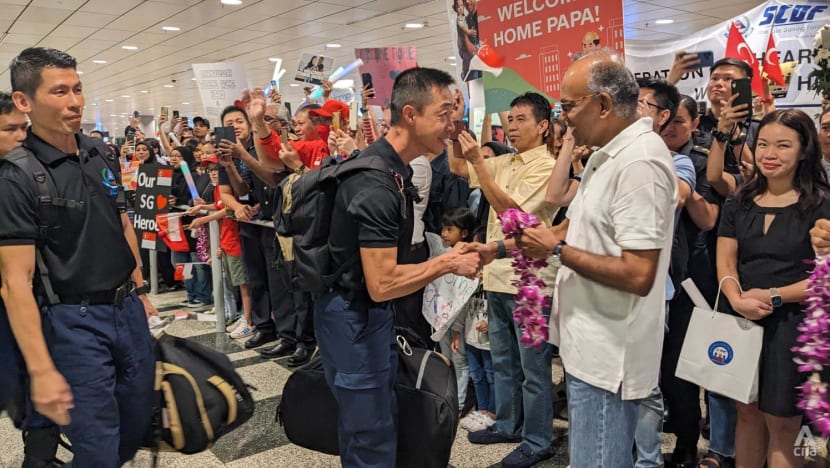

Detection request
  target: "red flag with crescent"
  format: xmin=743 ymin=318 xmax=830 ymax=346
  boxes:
xmin=763 ymin=31 xmax=786 ymax=86
xmin=724 ymin=22 xmax=764 ymax=96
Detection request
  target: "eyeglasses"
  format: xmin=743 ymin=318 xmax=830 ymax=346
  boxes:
xmin=263 ymin=115 xmax=278 ymax=122
xmin=559 ymin=93 xmax=600 ymax=114
xmin=638 ymin=98 xmax=666 ymax=111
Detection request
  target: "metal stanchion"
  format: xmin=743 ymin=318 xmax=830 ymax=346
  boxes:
xmin=149 ymin=249 xmax=159 ymax=295
xmin=209 ymin=219 xmax=225 ymax=333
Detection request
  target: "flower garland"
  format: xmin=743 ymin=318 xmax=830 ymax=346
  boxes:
xmin=809 ymin=25 xmax=830 ymax=100
xmin=793 ymin=255 xmax=830 ymax=436
xmin=195 ymin=225 xmax=210 ymax=263
xmin=498 ymin=208 xmax=549 ymax=349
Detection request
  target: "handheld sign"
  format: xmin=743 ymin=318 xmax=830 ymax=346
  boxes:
xmin=134 ymin=164 xmax=173 ymax=250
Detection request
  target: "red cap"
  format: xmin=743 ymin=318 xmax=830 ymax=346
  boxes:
xmin=201 ymin=154 xmax=218 ymax=165
xmin=309 ymin=100 xmax=350 ymax=121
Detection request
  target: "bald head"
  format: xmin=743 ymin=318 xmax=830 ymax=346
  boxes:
xmin=561 ymin=49 xmax=639 ymax=147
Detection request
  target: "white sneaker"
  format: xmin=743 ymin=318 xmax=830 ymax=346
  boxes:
xmin=478 ymin=412 xmax=495 ymax=428
xmin=230 ymin=320 xmax=254 ymax=339
xmin=204 ymin=307 xmax=216 ymax=315
xmin=226 ymin=317 xmax=243 ymax=333
xmin=460 ymin=412 xmax=486 ymax=432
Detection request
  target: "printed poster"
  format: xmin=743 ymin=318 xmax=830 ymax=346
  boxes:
xmin=421 ymin=233 xmax=480 ymax=341
xmin=294 ymin=53 xmax=335 ymax=86
xmin=133 ymin=164 xmax=172 ymax=250
xmin=447 ymin=0 xmax=484 ymax=82
xmin=355 ymin=46 xmax=418 ymax=108
xmin=469 ymin=0 xmax=625 ymax=112
xmin=192 ymin=62 xmax=249 ymax=129
xmin=120 ymin=160 xmax=141 ymax=191
xmin=625 ymin=0 xmax=830 ymax=112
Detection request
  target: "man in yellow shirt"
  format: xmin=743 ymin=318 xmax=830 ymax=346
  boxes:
xmin=450 ymin=92 xmax=557 ymax=468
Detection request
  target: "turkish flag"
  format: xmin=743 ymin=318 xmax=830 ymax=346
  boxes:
xmin=763 ymin=31 xmax=786 ymax=86
xmin=724 ymin=22 xmax=764 ymax=96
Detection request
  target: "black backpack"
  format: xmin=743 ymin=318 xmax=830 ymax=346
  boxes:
xmin=277 ymin=329 xmax=459 ymax=467
xmin=148 ymin=333 xmax=255 ymax=455
xmin=274 ymin=153 xmax=403 ymax=293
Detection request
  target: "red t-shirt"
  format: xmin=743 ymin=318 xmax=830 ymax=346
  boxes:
xmin=257 ymin=128 xmax=328 ymax=170
xmin=213 ymin=185 xmax=242 ymax=256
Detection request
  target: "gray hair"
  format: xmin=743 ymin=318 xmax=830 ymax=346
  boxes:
xmin=573 ymin=48 xmax=639 ymax=120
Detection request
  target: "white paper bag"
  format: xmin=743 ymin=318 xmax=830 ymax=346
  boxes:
xmin=675 ymin=278 xmax=763 ymax=404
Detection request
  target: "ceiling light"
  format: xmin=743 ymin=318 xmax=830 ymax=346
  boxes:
xmin=110 ymin=114 xmax=116 ymax=117
xmin=140 ymin=90 xmax=149 ymax=93
xmin=162 ymin=26 xmax=180 ymax=31
xmin=77 ymin=71 xmax=84 ymax=75
xmin=92 ymin=59 xmax=107 ymax=64
xmin=655 ymin=19 xmax=674 ymax=24
xmin=121 ymin=95 xmax=130 ymax=98
xmin=404 ymin=23 xmax=424 ymax=29
xmin=220 ymin=0 xmax=242 ymax=4
xmin=447 ymin=56 xmax=456 ymax=60
xmin=289 ymin=83 xmax=299 ymax=87
xmin=182 ymin=102 xmax=190 ymax=105
xmin=268 ymin=57 xmax=281 ymax=62
xmin=163 ymin=84 xmax=174 ymax=88
xmin=191 ymin=77 xmax=197 ymax=80
xmin=105 ymin=99 xmax=113 ymax=102
xmin=122 ymin=45 xmax=138 ymax=50
xmin=326 ymin=43 xmax=341 ymax=48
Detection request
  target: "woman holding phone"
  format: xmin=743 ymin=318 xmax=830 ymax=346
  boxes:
xmin=716 ymin=109 xmax=830 ymax=466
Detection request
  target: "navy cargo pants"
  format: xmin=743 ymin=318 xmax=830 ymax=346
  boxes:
xmin=314 ymin=291 xmax=398 ymax=467
xmin=26 ymin=294 xmax=156 ymax=467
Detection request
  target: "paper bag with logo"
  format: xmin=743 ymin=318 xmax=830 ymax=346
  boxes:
xmin=675 ymin=277 xmax=763 ymax=404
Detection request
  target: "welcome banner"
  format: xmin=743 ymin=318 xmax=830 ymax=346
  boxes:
xmin=470 ymin=0 xmax=625 ymax=112
xmin=626 ymin=0 xmax=829 ymax=110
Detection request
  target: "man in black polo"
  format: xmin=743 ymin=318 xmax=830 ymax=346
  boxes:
xmin=279 ymin=67 xmax=480 ymax=466
xmin=0 ymin=47 xmax=156 ymax=467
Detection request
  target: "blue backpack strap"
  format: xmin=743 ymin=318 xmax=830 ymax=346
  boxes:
xmin=2 ymin=148 xmax=61 ymax=304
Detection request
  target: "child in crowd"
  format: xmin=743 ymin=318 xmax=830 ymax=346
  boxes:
xmin=453 ymin=226 xmax=495 ymax=433
xmin=187 ymin=157 xmax=253 ymax=339
xmin=434 ymin=208 xmax=476 ymax=415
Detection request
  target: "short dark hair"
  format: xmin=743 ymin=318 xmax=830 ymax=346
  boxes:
xmin=390 ymin=68 xmax=455 ymax=126
xmin=710 ymin=58 xmax=752 ymax=79
xmin=90 ymin=129 xmax=103 ymax=137
xmin=636 ymin=77 xmax=680 ymax=133
xmin=482 ymin=141 xmax=513 ymax=157
xmin=185 ymin=137 xmax=201 ymax=151
xmin=10 ymin=47 xmax=77 ymax=97
xmin=0 ymin=92 xmax=16 ymax=115
xmin=220 ymin=105 xmax=249 ymax=125
xmin=441 ymin=207 xmax=476 ymax=242
xmin=510 ymin=92 xmax=552 ymax=126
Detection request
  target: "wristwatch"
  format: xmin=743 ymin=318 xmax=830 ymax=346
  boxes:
xmin=551 ymin=240 xmax=567 ymax=268
xmin=134 ymin=281 xmax=150 ymax=296
xmin=713 ymin=130 xmax=731 ymax=143
xmin=769 ymin=288 xmax=783 ymax=308
xmin=495 ymin=240 xmax=507 ymax=259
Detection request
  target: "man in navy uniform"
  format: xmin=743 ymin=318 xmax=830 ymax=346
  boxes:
xmin=0 ymin=47 xmax=156 ymax=467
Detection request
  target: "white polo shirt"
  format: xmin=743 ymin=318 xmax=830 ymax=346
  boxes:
xmin=552 ymin=117 xmax=677 ymax=400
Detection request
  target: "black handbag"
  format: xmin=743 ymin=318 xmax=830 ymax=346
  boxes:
xmin=277 ymin=330 xmax=459 ymax=467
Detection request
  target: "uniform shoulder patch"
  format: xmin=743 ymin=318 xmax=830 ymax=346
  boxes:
xmin=692 ymin=145 xmax=710 ymax=155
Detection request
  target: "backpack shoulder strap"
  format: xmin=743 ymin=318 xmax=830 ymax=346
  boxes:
xmin=2 ymin=148 xmax=60 ymax=304
xmin=82 ymin=143 xmax=127 ymax=213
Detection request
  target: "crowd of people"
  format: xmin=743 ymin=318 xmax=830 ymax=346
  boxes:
xmin=3 ymin=41 xmax=830 ymax=468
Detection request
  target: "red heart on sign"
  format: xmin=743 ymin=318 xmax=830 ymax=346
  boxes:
xmin=156 ymin=194 xmax=167 ymax=210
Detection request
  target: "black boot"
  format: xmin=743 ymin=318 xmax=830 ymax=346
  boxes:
xmin=22 ymin=425 xmax=61 ymax=468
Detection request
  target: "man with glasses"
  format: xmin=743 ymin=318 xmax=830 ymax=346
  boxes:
xmin=450 ymin=92 xmax=557 ymax=468
xmin=496 ymin=49 xmax=677 ymax=466
xmin=263 ymin=104 xmax=290 ymax=133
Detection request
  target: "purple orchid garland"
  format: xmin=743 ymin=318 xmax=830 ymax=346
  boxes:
xmin=793 ymin=256 xmax=830 ymax=436
xmin=498 ymin=208 xmax=550 ymax=349
xmin=195 ymin=225 xmax=210 ymax=263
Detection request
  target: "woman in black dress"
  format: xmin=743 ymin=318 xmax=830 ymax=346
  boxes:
xmin=717 ymin=109 xmax=830 ymax=466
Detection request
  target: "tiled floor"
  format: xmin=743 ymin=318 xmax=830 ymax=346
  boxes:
xmin=1 ymin=289 xmax=828 ymax=467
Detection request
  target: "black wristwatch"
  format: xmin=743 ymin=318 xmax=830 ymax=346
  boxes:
xmin=134 ymin=281 xmax=150 ymax=296
xmin=551 ymin=240 xmax=567 ymax=268
xmin=713 ymin=130 xmax=731 ymax=143
xmin=495 ymin=240 xmax=507 ymax=259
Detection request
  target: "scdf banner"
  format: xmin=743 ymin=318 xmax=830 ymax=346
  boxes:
xmin=625 ymin=0 xmax=830 ymax=109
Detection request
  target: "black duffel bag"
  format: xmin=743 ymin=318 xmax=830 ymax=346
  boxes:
xmin=277 ymin=330 xmax=459 ymax=467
